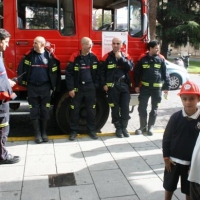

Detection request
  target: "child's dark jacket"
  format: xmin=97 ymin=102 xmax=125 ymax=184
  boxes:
xmin=163 ymin=110 xmax=200 ymax=162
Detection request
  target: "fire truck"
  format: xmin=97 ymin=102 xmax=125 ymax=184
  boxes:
xmin=0 ymin=0 xmax=149 ymax=133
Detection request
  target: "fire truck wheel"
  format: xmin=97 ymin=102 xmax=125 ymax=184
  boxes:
xmin=9 ymin=103 xmax=20 ymax=111
xmin=55 ymin=90 xmax=110 ymax=134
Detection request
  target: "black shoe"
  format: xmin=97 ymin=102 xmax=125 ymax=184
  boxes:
xmin=122 ymin=128 xmax=130 ymax=137
xmin=35 ymin=137 xmax=43 ymax=144
xmin=89 ymin=131 xmax=98 ymax=140
xmin=0 ymin=154 xmax=20 ymax=165
xmin=69 ymin=131 xmax=77 ymax=141
xmin=116 ymin=128 xmax=123 ymax=138
xmin=42 ymin=133 xmax=49 ymax=142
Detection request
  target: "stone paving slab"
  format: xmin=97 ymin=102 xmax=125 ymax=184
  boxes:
xmin=1 ymin=134 xmax=186 ymax=200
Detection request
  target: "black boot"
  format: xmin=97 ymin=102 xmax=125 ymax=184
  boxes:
xmin=40 ymin=120 xmax=49 ymax=142
xmin=32 ymin=119 xmax=42 ymax=144
xmin=135 ymin=117 xmax=147 ymax=135
xmin=121 ymin=120 xmax=130 ymax=137
xmin=69 ymin=131 xmax=77 ymax=141
xmin=147 ymin=116 xmax=156 ymax=136
xmin=114 ymin=121 xmax=123 ymax=138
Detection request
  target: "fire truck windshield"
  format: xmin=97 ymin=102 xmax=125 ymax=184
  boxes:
xmin=11 ymin=0 xmax=144 ymax=37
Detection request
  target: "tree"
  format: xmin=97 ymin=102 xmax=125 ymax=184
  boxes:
xmin=157 ymin=0 xmax=200 ymax=58
xmin=149 ymin=0 xmax=157 ymax=40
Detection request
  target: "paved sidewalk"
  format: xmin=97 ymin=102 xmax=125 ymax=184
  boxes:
xmin=1 ymin=133 xmax=185 ymax=200
xmin=1 ymin=87 xmax=186 ymax=200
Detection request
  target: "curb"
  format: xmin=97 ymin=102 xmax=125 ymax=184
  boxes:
xmin=7 ymin=129 xmax=165 ymax=142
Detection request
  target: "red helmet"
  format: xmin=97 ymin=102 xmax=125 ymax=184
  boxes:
xmin=178 ymin=80 xmax=200 ymax=96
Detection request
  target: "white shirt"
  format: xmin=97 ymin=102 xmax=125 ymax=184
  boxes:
xmin=188 ymin=132 xmax=200 ymax=184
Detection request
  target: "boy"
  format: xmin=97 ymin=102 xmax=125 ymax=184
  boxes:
xmin=162 ymin=80 xmax=200 ymax=200
xmin=188 ymin=131 xmax=200 ymax=200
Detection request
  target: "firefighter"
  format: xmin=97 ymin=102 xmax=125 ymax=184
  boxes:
xmin=134 ymin=40 xmax=171 ymax=136
xmin=101 ymin=37 xmax=134 ymax=138
xmin=17 ymin=36 xmax=61 ymax=144
xmin=0 ymin=28 xmax=20 ymax=165
xmin=66 ymin=37 xmax=100 ymax=141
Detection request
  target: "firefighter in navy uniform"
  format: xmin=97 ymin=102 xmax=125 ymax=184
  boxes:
xmin=0 ymin=28 xmax=20 ymax=165
xmin=134 ymin=40 xmax=170 ymax=136
xmin=17 ymin=36 xmax=61 ymax=144
xmin=101 ymin=37 xmax=134 ymax=138
xmin=66 ymin=37 xmax=100 ymax=141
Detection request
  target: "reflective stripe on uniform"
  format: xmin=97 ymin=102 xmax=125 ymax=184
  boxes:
xmin=46 ymin=103 xmax=50 ymax=108
xmin=52 ymin=66 xmax=58 ymax=72
xmin=24 ymin=60 xmax=31 ymax=65
xmin=74 ymin=88 xmax=78 ymax=92
xmin=70 ymin=105 xmax=74 ymax=109
xmin=141 ymin=81 xmax=149 ymax=86
xmin=108 ymin=103 xmax=114 ymax=107
xmin=0 ymin=122 xmax=9 ymax=128
xmin=92 ymin=65 xmax=97 ymax=69
xmin=107 ymin=64 xmax=116 ymax=69
xmin=154 ymin=64 xmax=161 ymax=68
xmin=142 ymin=64 xmax=150 ymax=68
xmin=74 ymin=66 xmax=79 ymax=71
xmin=142 ymin=81 xmax=162 ymax=87
xmin=106 ymin=83 xmax=114 ymax=87
xmin=93 ymin=105 xmax=96 ymax=109
xmin=22 ymin=81 xmax=27 ymax=85
xmin=153 ymin=83 xmax=162 ymax=87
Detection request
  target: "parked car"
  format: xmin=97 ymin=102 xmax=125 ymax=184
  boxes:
xmin=165 ymin=60 xmax=189 ymax=90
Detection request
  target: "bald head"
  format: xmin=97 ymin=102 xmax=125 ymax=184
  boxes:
xmin=81 ymin=37 xmax=93 ymax=55
xmin=112 ymin=37 xmax=122 ymax=53
xmin=33 ymin=36 xmax=46 ymax=53
xmin=81 ymin=37 xmax=92 ymax=45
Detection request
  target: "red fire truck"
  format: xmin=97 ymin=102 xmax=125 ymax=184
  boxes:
xmin=0 ymin=0 xmax=149 ymax=133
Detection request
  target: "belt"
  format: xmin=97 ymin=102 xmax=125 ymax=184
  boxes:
xmin=29 ymin=81 xmax=50 ymax=86
xmin=79 ymin=81 xmax=93 ymax=85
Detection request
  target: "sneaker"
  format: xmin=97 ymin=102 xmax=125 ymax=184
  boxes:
xmin=89 ymin=131 xmax=98 ymax=140
xmin=69 ymin=131 xmax=77 ymax=141
xmin=0 ymin=154 xmax=20 ymax=165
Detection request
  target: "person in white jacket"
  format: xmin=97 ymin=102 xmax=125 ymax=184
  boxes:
xmin=188 ymin=133 xmax=200 ymax=200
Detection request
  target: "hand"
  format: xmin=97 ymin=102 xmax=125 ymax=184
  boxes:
xmin=164 ymin=90 xmax=168 ymax=94
xmin=69 ymin=90 xmax=75 ymax=98
xmin=164 ymin=158 xmax=176 ymax=172
xmin=103 ymin=85 xmax=108 ymax=92
xmin=115 ymin=51 xmax=122 ymax=59
xmin=135 ymin=87 xmax=140 ymax=93
xmin=8 ymin=79 xmax=16 ymax=87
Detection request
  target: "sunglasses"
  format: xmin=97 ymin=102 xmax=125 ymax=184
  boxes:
xmin=112 ymin=42 xmax=120 ymax=45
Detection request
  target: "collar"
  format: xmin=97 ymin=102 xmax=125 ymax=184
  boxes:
xmin=182 ymin=107 xmax=200 ymax=119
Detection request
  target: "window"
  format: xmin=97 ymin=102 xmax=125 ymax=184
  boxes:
xmin=92 ymin=0 xmax=142 ymax=37
xmin=17 ymin=0 xmax=75 ymax=36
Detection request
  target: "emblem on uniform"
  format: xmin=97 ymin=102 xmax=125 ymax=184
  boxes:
xmin=43 ymin=58 xmax=48 ymax=65
xmin=195 ymin=122 xmax=200 ymax=131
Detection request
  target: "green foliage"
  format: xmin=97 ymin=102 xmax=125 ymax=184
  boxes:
xmin=156 ymin=0 xmax=200 ymax=56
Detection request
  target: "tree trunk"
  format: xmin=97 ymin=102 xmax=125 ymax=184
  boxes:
xmin=149 ymin=0 xmax=157 ymax=40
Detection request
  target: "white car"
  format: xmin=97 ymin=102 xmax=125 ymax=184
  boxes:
xmin=165 ymin=60 xmax=189 ymax=90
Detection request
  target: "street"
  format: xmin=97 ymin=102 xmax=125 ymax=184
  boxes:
xmin=9 ymin=74 xmax=200 ymax=137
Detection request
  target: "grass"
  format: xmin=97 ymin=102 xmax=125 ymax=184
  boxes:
xmin=187 ymin=60 xmax=200 ymax=73
xmin=168 ymin=58 xmax=200 ymax=73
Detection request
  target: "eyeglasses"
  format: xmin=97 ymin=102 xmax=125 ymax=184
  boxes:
xmin=112 ymin=42 xmax=120 ymax=45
